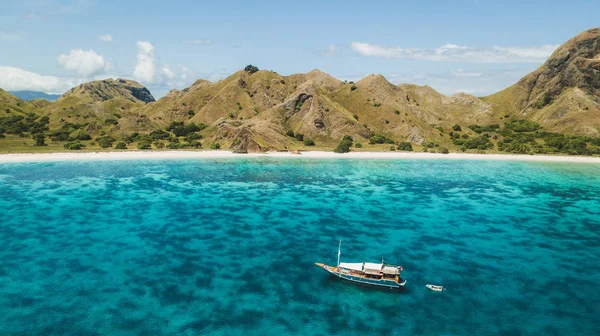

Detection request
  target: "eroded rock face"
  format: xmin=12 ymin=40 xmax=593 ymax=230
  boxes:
xmin=521 ymin=28 xmax=600 ymax=106
xmin=314 ymin=118 xmax=325 ymax=129
xmin=61 ymin=78 xmax=155 ymax=103
xmin=283 ymin=93 xmax=312 ymax=111
xmin=128 ymin=86 xmax=155 ymax=103
xmin=229 ymin=128 xmax=267 ymax=153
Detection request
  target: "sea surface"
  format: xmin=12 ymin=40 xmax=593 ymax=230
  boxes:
xmin=0 ymin=158 xmax=599 ymax=335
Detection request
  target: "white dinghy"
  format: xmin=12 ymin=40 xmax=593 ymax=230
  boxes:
xmin=426 ymin=284 xmax=444 ymax=291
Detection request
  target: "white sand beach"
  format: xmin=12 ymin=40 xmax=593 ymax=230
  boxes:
xmin=0 ymin=150 xmax=599 ymax=163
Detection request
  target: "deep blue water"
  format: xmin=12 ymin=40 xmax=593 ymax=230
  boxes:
xmin=0 ymin=158 xmax=599 ymax=335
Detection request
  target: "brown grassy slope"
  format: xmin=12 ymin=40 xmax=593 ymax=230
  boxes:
xmin=39 ymin=79 xmax=157 ymax=137
xmin=484 ymin=28 xmax=600 ymax=135
xmin=136 ymin=69 xmax=501 ymax=151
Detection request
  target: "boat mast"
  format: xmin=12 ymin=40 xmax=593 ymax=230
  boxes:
xmin=337 ymin=240 xmax=341 ymax=268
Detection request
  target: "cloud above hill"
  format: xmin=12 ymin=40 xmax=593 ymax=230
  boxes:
xmin=0 ymin=66 xmax=80 ymax=93
xmin=351 ymin=42 xmax=558 ymax=63
xmin=57 ymin=49 xmax=110 ymax=77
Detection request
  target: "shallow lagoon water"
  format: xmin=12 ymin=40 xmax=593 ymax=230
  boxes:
xmin=0 ymin=158 xmax=599 ymax=335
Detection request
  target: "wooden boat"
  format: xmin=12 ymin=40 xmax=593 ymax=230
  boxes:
xmin=426 ymin=284 xmax=444 ymax=291
xmin=315 ymin=240 xmax=407 ymax=289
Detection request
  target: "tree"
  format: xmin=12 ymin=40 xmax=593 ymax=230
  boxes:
xmin=32 ymin=133 xmax=46 ymax=146
xmin=369 ymin=134 xmax=394 ymax=144
xmin=137 ymin=140 xmax=152 ymax=150
xmin=64 ymin=141 xmax=86 ymax=150
xmin=114 ymin=142 xmax=127 ymax=150
xmin=97 ymin=136 xmax=115 ymax=148
xmin=244 ymin=65 xmax=259 ymax=75
xmin=334 ymin=136 xmax=353 ymax=153
xmin=397 ymin=142 xmax=413 ymax=151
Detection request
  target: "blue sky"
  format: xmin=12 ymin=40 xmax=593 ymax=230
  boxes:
xmin=0 ymin=0 xmax=598 ymax=98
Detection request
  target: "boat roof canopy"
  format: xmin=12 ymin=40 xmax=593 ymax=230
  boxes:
xmin=363 ymin=262 xmax=383 ymax=271
xmin=383 ymin=266 xmax=400 ymax=274
xmin=339 ymin=262 xmax=363 ymax=271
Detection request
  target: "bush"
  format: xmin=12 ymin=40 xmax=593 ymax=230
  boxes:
xmin=210 ymin=143 xmax=221 ymax=150
xmin=32 ymin=133 xmax=46 ymax=146
xmin=536 ymin=93 xmax=553 ymax=109
xmin=369 ymin=134 xmax=394 ymax=144
xmin=187 ymin=110 xmax=195 ymax=117
xmin=295 ymin=133 xmax=304 ymax=141
xmin=244 ymin=65 xmax=259 ymax=74
xmin=505 ymin=119 xmax=540 ymax=132
xmin=124 ymin=132 xmax=140 ymax=143
xmin=71 ymin=131 xmax=92 ymax=141
xmin=186 ymin=141 xmax=202 ymax=149
xmin=350 ymin=85 xmax=357 ymax=91
xmin=50 ymin=130 xmax=70 ymax=141
xmin=303 ymin=139 xmax=315 ymax=146
xmin=343 ymin=135 xmax=353 ymax=142
xmin=64 ymin=141 xmax=86 ymax=150
xmin=334 ymin=139 xmax=353 ymax=153
xmin=167 ymin=142 xmax=181 ymax=149
xmin=137 ymin=141 xmax=152 ymax=150
xmin=390 ymin=146 xmax=396 ymax=151
xmin=468 ymin=124 xmax=500 ymax=134
xmin=355 ymin=143 xmax=363 ymax=148
xmin=353 ymin=114 xmax=359 ymax=120
xmin=96 ymin=136 xmax=116 ymax=148
xmin=105 ymin=118 xmax=118 ymax=126
xmin=150 ymin=130 xmax=170 ymax=140
xmin=452 ymin=124 xmax=462 ymax=132
xmin=114 ymin=142 xmax=127 ymax=150
xmin=185 ymin=132 xmax=203 ymax=141
xmin=440 ymin=147 xmax=449 ymax=154
xmin=167 ymin=121 xmax=207 ymax=137
xmin=461 ymin=135 xmax=494 ymax=150
xmin=397 ymin=142 xmax=413 ymax=151
xmin=286 ymin=130 xmax=295 ymax=138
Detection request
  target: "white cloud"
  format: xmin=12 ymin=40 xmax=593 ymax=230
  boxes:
xmin=492 ymin=45 xmax=558 ymax=60
xmin=133 ymin=41 xmax=159 ymax=84
xmin=0 ymin=66 xmax=80 ymax=93
xmin=160 ymin=66 xmax=176 ymax=80
xmin=98 ymin=34 xmax=112 ymax=42
xmin=319 ymin=44 xmax=339 ymax=57
xmin=182 ymin=39 xmax=212 ymax=45
xmin=57 ymin=49 xmax=109 ymax=77
xmin=351 ymin=41 xmax=559 ymax=63
xmin=451 ymin=69 xmax=482 ymax=77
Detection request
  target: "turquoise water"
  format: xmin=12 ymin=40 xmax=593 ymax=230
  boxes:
xmin=0 ymin=158 xmax=599 ymax=335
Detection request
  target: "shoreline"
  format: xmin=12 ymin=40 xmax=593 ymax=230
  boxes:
xmin=0 ymin=150 xmax=599 ymax=163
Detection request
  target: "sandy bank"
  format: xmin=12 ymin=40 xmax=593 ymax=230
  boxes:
xmin=0 ymin=150 xmax=599 ymax=163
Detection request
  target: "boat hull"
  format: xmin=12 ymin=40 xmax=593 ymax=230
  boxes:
xmin=315 ymin=263 xmax=406 ymax=289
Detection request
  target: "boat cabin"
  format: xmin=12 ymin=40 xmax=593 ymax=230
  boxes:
xmin=338 ymin=262 xmax=402 ymax=281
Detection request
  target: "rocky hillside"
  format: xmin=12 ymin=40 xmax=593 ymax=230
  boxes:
xmin=134 ymin=68 xmax=497 ymax=152
xmin=484 ymin=28 xmax=600 ymax=136
xmin=61 ymin=79 xmax=155 ymax=104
